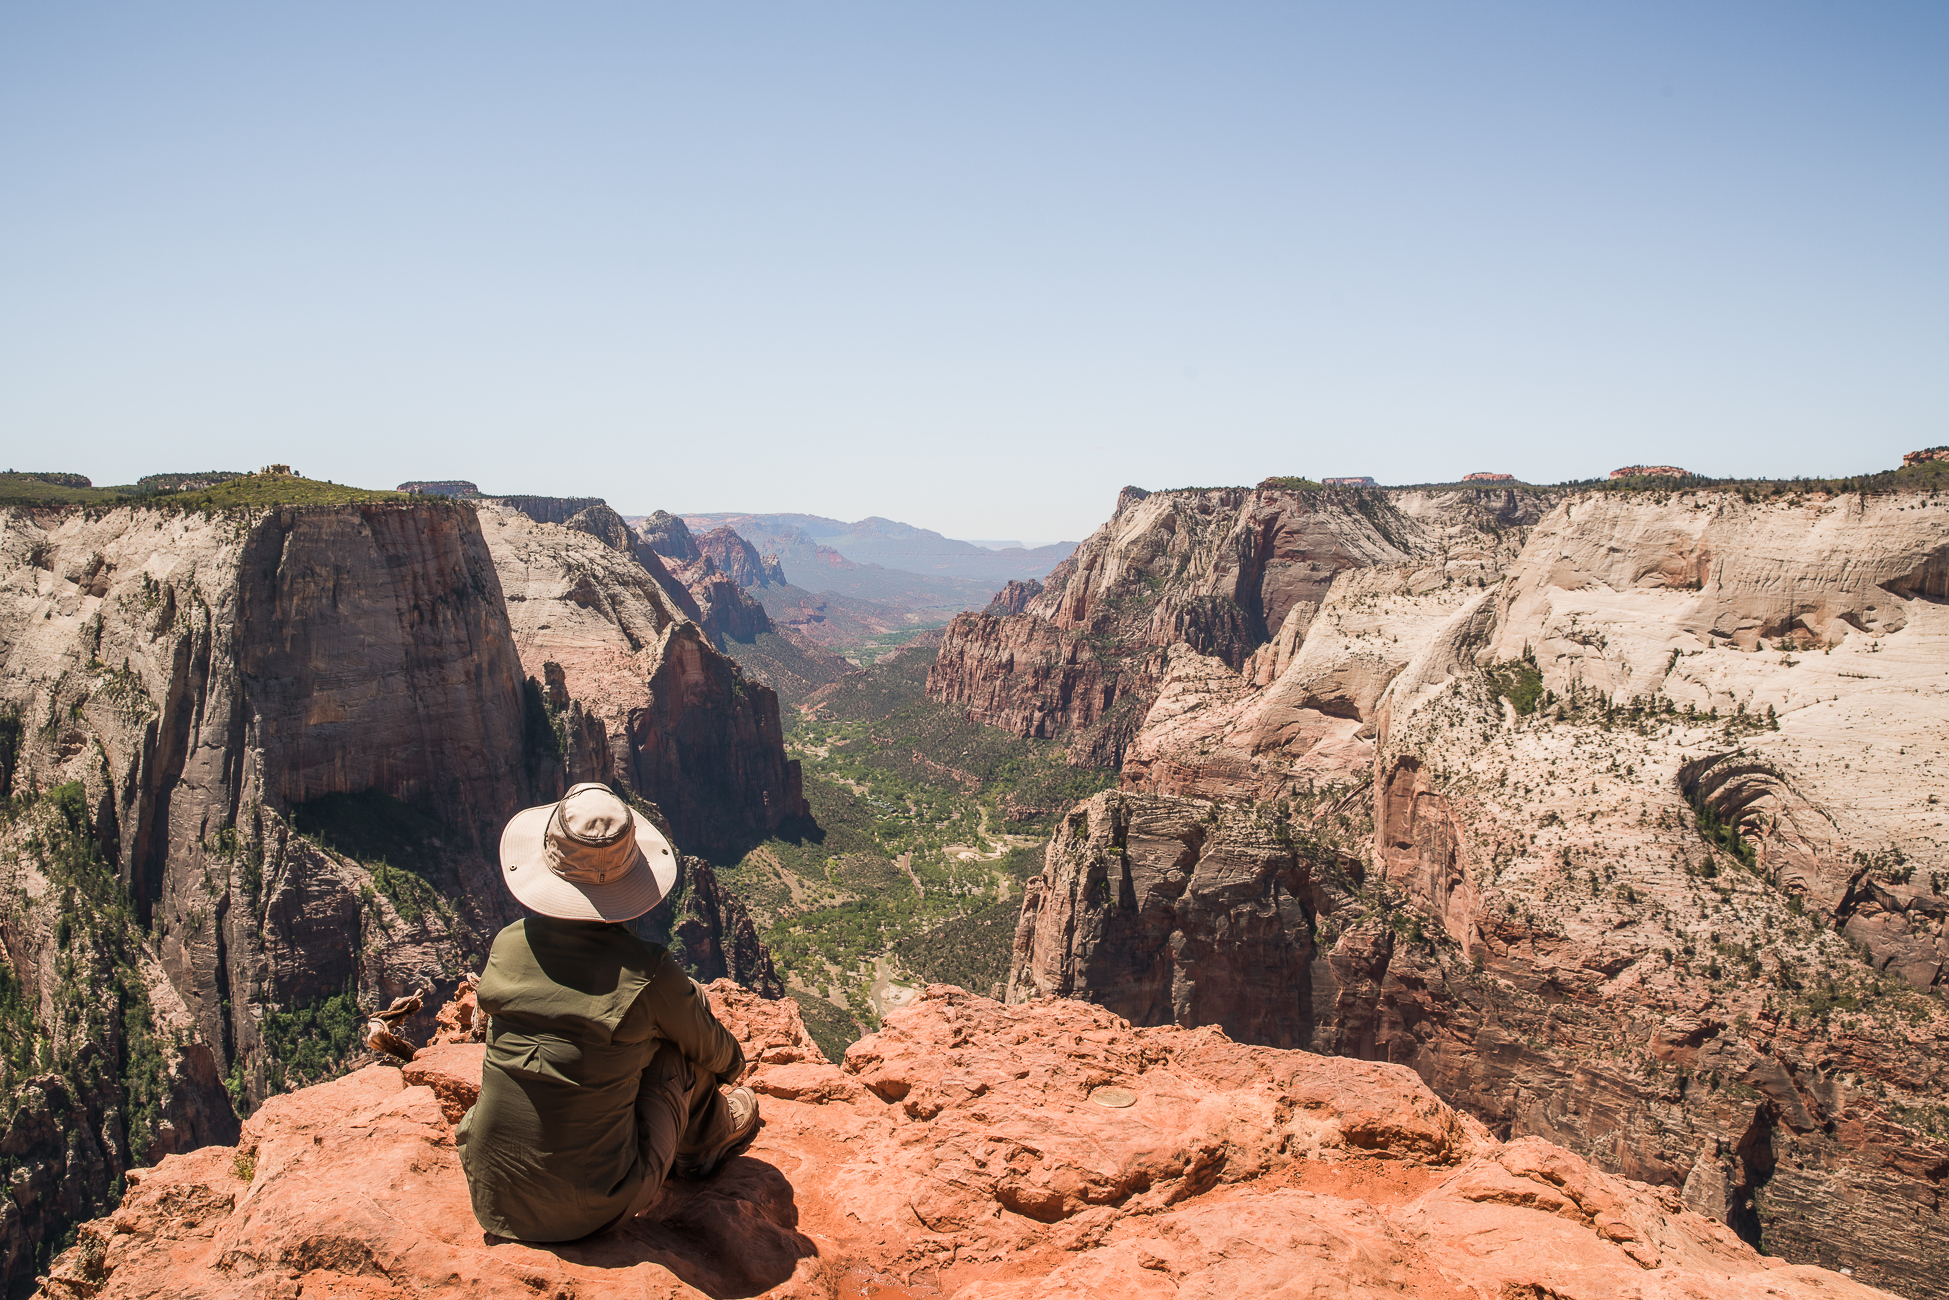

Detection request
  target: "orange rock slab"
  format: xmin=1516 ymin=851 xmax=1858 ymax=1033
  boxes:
xmin=39 ymin=983 xmax=1894 ymax=1300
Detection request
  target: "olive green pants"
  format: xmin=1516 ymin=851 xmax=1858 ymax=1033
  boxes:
xmin=615 ymin=1041 xmax=733 ymax=1224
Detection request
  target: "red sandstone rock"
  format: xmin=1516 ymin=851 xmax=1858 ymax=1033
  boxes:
xmin=401 ymin=1042 xmax=486 ymax=1125
xmin=431 ymin=982 xmax=484 ymax=1045
xmin=38 ymin=984 xmax=1892 ymax=1300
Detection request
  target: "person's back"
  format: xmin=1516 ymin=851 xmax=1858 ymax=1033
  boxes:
xmin=455 ymin=784 xmax=760 ymax=1242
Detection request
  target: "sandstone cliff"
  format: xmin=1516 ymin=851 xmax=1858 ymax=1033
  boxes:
xmin=0 ymin=499 xmax=536 ymax=1289
xmin=926 ymin=484 xmax=1551 ymax=768
xmin=477 ymin=504 xmax=808 ymax=857
xmin=1006 ymin=488 xmax=1949 ymax=1295
xmin=38 ymin=984 xmax=1893 ymax=1300
xmin=0 ymin=498 xmax=799 ymax=1293
xmin=504 ymin=502 xmax=848 ymax=708
xmin=694 ymin=524 xmax=787 ymax=589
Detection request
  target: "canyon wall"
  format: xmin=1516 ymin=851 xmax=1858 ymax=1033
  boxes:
xmin=925 ymin=484 xmax=1552 ymax=767
xmin=0 ymin=499 xmax=799 ymax=1294
xmin=477 ymin=503 xmax=808 ymax=858
xmin=1005 ymin=487 xmax=1949 ymax=1297
xmin=0 ymin=500 xmax=535 ymax=1291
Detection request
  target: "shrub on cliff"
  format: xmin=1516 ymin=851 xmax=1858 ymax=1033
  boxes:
xmin=160 ymin=472 xmax=406 ymax=510
xmin=1485 ymin=652 xmax=1544 ymax=715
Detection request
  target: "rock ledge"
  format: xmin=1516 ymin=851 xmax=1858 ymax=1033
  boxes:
xmin=39 ymin=983 xmax=1892 ymax=1299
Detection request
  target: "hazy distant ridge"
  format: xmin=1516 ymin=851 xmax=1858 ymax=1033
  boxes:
xmin=684 ymin=511 xmax=1075 ymax=583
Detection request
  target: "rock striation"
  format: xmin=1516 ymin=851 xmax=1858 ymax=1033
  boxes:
xmin=926 ymin=484 xmax=1552 ymax=767
xmin=1005 ymin=487 xmax=1949 ymax=1295
xmin=477 ymin=503 xmax=808 ymax=857
xmin=37 ymin=984 xmax=1894 ymax=1300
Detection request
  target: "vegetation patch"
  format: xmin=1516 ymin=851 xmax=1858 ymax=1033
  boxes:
xmin=159 ymin=472 xmax=406 ymax=510
xmin=891 ymin=900 xmax=1022 ymax=997
xmin=255 ymin=987 xmax=363 ymax=1096
xmin=0 ymin=472 xmax=133 ymax=505
xmin=1486 ymin=651 xmax=1545 ymax=715
xmin=789 ymin=993 xmax=869 ymax=1065
xmin=720 ymin=650 xmax=1111 ymax=1053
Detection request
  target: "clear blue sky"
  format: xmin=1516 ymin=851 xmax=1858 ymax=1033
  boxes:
xmin=2 ymin=3 xmax=1943 ymax=541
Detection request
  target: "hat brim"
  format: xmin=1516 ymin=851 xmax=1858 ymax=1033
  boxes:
xmin=498 ymin=803 xmax=679 ymax=922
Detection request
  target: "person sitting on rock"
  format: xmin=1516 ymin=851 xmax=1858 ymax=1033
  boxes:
xmin=457 ymin=782 xmax=761 ymax=1242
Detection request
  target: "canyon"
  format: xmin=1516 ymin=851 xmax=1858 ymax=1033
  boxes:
xmin=933 ymin=482 xmax=1949 ymax=1295
xmin=8 ymin=473 xmax=1949 ymax=1297
xmin=927 ymin=484 xmax=1550 ymax=767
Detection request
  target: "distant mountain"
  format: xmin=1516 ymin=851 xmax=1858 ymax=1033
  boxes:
xmin=682 ymin=511 xmax=1075 ymax=583
xmin=629 ymin=515 xmax=998 ymax=612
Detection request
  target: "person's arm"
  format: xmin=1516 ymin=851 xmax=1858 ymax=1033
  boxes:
xmin=641 ymin=951 xmax=746 ymax=1081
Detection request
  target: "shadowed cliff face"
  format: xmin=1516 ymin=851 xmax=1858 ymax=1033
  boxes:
xmin=475 ymin=503 xmax=807 ymax=860
xmin=233 ymin=505 xmax=531 ymax=831
xmin=926 ymin=485 xmax=1550 ymax=768
xmin=1004 ymin=488 xmax=1949 ymax=1297
xmin=1006 ymin=792 xmax=1330 ymax=1048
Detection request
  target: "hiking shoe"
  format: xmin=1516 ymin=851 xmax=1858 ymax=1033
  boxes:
xmin=688 ymin=1087 xmax=760 ymax=1180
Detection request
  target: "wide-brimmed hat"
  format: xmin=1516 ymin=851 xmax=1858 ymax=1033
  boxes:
xmin=499 ymin=783 xmax=677 ymax=921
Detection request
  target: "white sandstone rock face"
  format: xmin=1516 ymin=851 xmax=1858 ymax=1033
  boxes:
xmin=473 ymin=503 xmax=807 ymax=857
xmin=1466 ymin=490 xmax=1949 ymax=916
xmin=1124 ymin=564 xmax=1496 ymax=801
xmin=1081 ymin=489 xmax=1949 ymax=1292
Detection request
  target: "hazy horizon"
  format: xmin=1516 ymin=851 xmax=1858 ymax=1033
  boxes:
xmin=4 ymin=3 xmax=1943 ymax=540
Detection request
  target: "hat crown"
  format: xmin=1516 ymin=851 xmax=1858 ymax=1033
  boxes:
xmin=546 ymin=784 xmax=641 ymax=885
xmin=558 ymin=784 xmax=632 ymax=845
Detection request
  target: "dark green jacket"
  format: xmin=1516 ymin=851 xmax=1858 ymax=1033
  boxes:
xmin=456 ymin=917 xmax=745 ymax=1241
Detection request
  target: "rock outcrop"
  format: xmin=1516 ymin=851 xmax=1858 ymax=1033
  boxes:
xmin=483 ymin=495 xmax=606 ymax=526
xmin=1610 ymin=465 xmax=1691 ymax=479
xmin=636 ymin=509 xmax=703 ymax=566
xmin=694 ymin=525 xmax=787 ymax=590
xmin=477 ymin=504 xmax=807 ymax=857
xmin=1005 ymin=487 xmax=1949 ymax=1296
xmin=38 ymin=984 xmax=1895 ymax=1300
xmin=0 ymin=499 xmax=536 ymax=1289
xmin=926 ymin=484 xmax=1551 ymax=767
xmin=502 ymin=501 xmax=848 ymax=709
xmin=0 ymin=498 xmax=801 ymax=1293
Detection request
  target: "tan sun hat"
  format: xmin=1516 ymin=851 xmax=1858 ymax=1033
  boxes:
xmin=498 ymin=783 xmax=678 ymax=921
